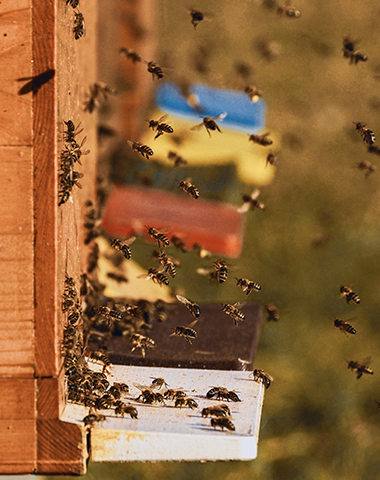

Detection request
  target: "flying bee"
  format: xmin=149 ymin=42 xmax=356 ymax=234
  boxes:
xmin=127 ymin=140 xmax=154 ymax=159
xmin=152 ymin=250 xmax=178 ymax=277
xmin=356 ymin=160 xmax=377 ymax=178
xmin=110 ymin=236 xmax=136 ymax=260
xmin=170 ymin=319 xmax=198 ymax=344
xmin=237 ymin=189 xmax=265 ymax=213
xmin=150 ymin=377 xmax=169 ymax=389
xmin=222 ymin=303 xmax=245 ymax=326
xmin=333 ymin=318 xmax=357 ymax=336
xmin=119 ymin=47 xmax=142 ymax=63
xmin=175 ymin=397 xmax=198 ymax=409
xmin=244 ymin=85 xmax=262 ymax=102
xmin=354 ymin=123 xmax=375 ymax=145
xmin=73 ymin=11 xmax=86 ymax=40
xmin=140 ymin=268 xmax=169 ymax=286
xmin=347 ymin=359 xmax=373 ymax=379
xmin=265 ymin=302 xmax=280 ymax=321
xmin=97 ymin=305 xmax=123 ymax=324
xmin=190 ymin=113 xmax=227 ymax=138
xmin=154 ymin=299 xmax=169 ymax=322
xmin=171 ymin=235 xmax=188 ymax=252
xmin=106 ymin=271 xmax=129 ymax=284
xmin=201 ymin=404 xmax=231 ymax=418
xmin=84 ymin=82 xmax=116 ymax=113
xmin=266 ymin=151 xmax=280 ymax=167
xmin=192 ymin=242 xmax=212 ymax=259
xmin=130 ymin=333 xmax=155 ymax=358
xmin=348 ymin=52 xmax=368 ymax=64
xmin=63 ymin=120 xmax=83 ymax=143
xmin=176 ymin=294 xmax=201 ymax=318
xmin=147 ymin=115 xmax=173 ymax=139
xmin=235 ymin=278 xmax=261 ymax=295
xmin=276 ymin=5 xmax=301 ymax=17
xmin=248 ymin=132 xmax=273 ymax=146
xmin=340 ymin=285 xmax=360 ymax=304
xmin=206 ymin=387 xmax=241 ymax=402
xmin=146 ymin=227 xmax=170 ymax=248
xmin=214 ymin=259 xmax=229 ymax=283
xmin=146 ymin=61 xmax=164 ymax=80
xmin=210 ymin=417 xmax=235 ymax=431
xmin=251 ymin=369 xmax=274 ymax=389
xmin=167 ymin=150 xmax=188 ymax=167
xmin=178 ymin=178 xmax=200 ymax=199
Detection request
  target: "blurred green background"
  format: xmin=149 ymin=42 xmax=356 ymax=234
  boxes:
xmin=49 ymin=0 xmax=380 ymax=478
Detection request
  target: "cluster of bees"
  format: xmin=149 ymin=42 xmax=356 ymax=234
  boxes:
xmin=66 ymin=0 xmax=86 ymax=40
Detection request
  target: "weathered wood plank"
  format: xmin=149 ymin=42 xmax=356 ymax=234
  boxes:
xmin=0 ymin=378 xmax=35 ymax=420
xmin=0 ymin=419 xmax=36 ymax=472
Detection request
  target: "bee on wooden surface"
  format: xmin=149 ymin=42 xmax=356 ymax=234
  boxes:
xmin=146 ymin=227 xmax=170 ymax=248
xmin=147 ymin=115 xmax=173 ymax=140
xmin=235 ymin=277 xmax=261 ymax=295
xmin=333 ymin=318 xmax=356 ymax=336
xmin=66 ymin=0 xmax=79 ymax=8
xmin=114 ymin=401 xmax=138 ymax=419
xmin=167 ymin=150 xmax=188 ymax=167
xmin=97 ymin=305 xmax=123 ymax=321
xmin=176 ymin=294 xmax=201 ymax=318
xmin=354 ymin=123 xmax=375 ymax=145
xmin=190 ymin=113 xmax=227 ymax=137
xmin=265 ymin=302 xmax=280 ymax=321
xmin=119 ymin=47 xmax=142 ymax=63
xmin=248 ymin=132 xmax=273 ymax=146
xmin=266 ymin=151 xmax=280 ymax=167
xmin=171 ymin=235 xmax=188 ymax=252
xmin=106 ymin=271 xmax=129 ymax=284
xmin=340 ymin=285 xmax=360 ymax=304
xmin=110 ymin=237 xmax=136 ymax=260
xmin=82 ymin=412 xmax=106 ymax=428
xmin=127 ymin=140 xmax=154 ymax=160
xmin=73 ymin=11 xmax=86 ymax=40
xmin=58 ymin=191 xmax=70 ymax=206
xmin=112 ymin=382 xmax=130 ymax=394
xmin=170 ymin=319 xmax=198 ymax=344
xmin=152 ymin=250 xmax=178 ymax=277
xmin=163 ymin=389 xmax=187 ymax=400
xmin=238 ymin=189 xmax=266 ymax=213
xmin=130 ymin=333 xmax=155 ymax=358
xmin=201 ymin=404 xmax=231 ymax=418
xmin=276 ymin=5 xmax=301 ymax=18
xmin=63 ymin=120 xmax=83 ymax=143
xmin=140 ymin=267 xmax=169 ymax=286
xmin=244 ymin=85 xmax=262 ymax=102
xmin=206 ymin=387 xmax=241 ymax=402
xmin=192 ymin=242 xmax=211 ymax=259
xmin=178 ymin=178 xmax=200 ymax=199
xmin=146 ymin=61 xmax=164 ymax=80
xmin=175 ymin=397 xmax=198 ymax=409
xmin=251 ymin=369 xmax=273 ymax=389
xmin=222 ymin=303 xmax=245 ymax=326
xmin=347 ymin=359 xmax=373 ymax=379
xmin=356 ymin=160 xmax=377 ymax=178
xmin=150 ymin=377 xmax=169 ymax=389
xmin=84 ymin=82 xmax=117 ymax=113
xmin=61 ymin=136 xmax=90 ymax=166
xmin=211 ymin=417 xmax=235 ymax=431
xmin=134 ymin=384 xmax=165 ymax=404
xmin=85 ymin=349 xmax=112 ymax=374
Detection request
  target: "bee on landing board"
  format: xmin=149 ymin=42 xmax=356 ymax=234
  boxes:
xmin=354 ymin=122 xmax=375 ymax=145
xmin=150 ymin=377 xmax=169 ymax=389
xmin=190 ymin=113 xmax=227 ymax=137
xmin=347 ymin=359 xmax=373 ymax=379
xmin=147 ymin=115 xmax=173 ymax=140
xmin=127 ymin=141 xmax=154 ymax=159
xmin=206 ymin=387 xmax=241 ymax=402
xmin=201 ymin=404 xmax=231 ymax=418
xmin=110 ymin=237 xmax=136 ymax=260
xmin=333 ymin=318 xmax=357 ymax=336
xmin=235 ymin=277 xmax=261 ymax=295
xmin=176 ymin=294 xmax=201 ymax=318
xmin=222 ymin=303 xmax=245 ymax=326
xmin=248 ymin=132 xmax=273 ymax=146
xmin=210 ymin=417 xmax=235 ymax=431
xmin=237 ymin=189 xmax=265 ymax=213
xmin=251 ymin=369 xmax=274 ymax=389
xmin=178 ymin=178 xmax=200 ymax=199
xmin=340 ymin=285 xmax=360 ymax=304
xmin=170 ymin=319 xmax=198 ymax=344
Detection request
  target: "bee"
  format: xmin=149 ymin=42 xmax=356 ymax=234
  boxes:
xmin=206 ymin=387 xmax=241 ymax=402
xmin=106 ymin=271 xmax=129 ymax=283
xmin=175 ymin=397 xmax=198 ymax=409
xmin=237 ymin=189 xmax=265 ymax=213
xmin=266 ymin=151 xmax=280 ymax=167
xmin=167 ymin=151 xmax=188 ymax=167
xmin=127 ymin=140 xmax=154 ymax=160
xmin=66 ymin=0 xmax=79 ymax=8
xmin=147 ymin=115 xmax=173 ymax=139
xmin=222 ymin=303 xmax=245 ymax=326
xmin=348 ymin=52 xmax=368 ymax=64
xmin=235 ymin=278 xmax=261 ymax=295
xmin=340 ymin=285 xmax=360 ymax=304
xmin=114 ymin=401 xmax=138 ymax=419
xmin=190 ymin=113 xmax=227 ymax=137
xmin=354 ymin=123 xmax=375 ymax=145
xmin=153 ymin=250 xmax=178 ymax=277
xmin=343 ymin=39 xmax=368 ymax=64
xmin=58 ymin=191 xmax=70 ymax=206
xmin=145 ymin=227 xmax=170 ymax=248
xmin=85 ymin=349 xmax=112 ymax=374
xmin=214 ymin=259 xmax=229 ymax=284
xmin=192 ymin=242 xmax=212 ymax=259
xmin=63 ymin=120 xmax=83 ymax=143
xmin=146 ymin=61 xmax=164 ymax=80
xmin=119 ymin=47 xmax=142 ymax=63
xmin=112 ymin=382 xmax=130 ymax=394
xmin=189 ymin=9 xmax=204 ymax=28
xmin=97 ymin=305 xmax=123 ymax=321
xmin=73 ymin=11 xmax=86 ymax=40
xmin=176 ymin=294 xmax=201 ymax=319
xmin=347 ymin=359 xmax=373 ymax=379
xmin=170 ymin=319 xmax=198 ymax=344
xmin=130 ymin=333 xmax=155 ymax=358
xmin=244 ymin=85 xmax=262 ymax=102
xmin=248 ymin=132 xmax=273 ymax=146
xmin=276 ymin=5 xmax=301 ymax=18
xmin=84 ymin=82 xmax=117 ymax=113
xmin=356 ymin=160 xmax=377 ymax=178
xmin=87 ymin=242 xmax=99 ymax=273
xmin=61 ymin=136 xmax=90 ymax=166
xmin=140 ymin=267 xmax=169 ymax=286
xmin=251 ymin=369 xmax=274 ymax=389
xmin=265 ymin=302 xmax=280 ymax=322
xmin=82 ymin=412 xmax=106 ymax=428
xmin=135 ymin=384 xmax=164 ymax=404
xmin=150 ymin=377 xmax=169 ymax=389
xmin=333 ymin=318 xmax=357 ymax=336
xmin=163 ymin=389 xmax=186 ymax=400
xmin=171 ymin=235 xmax=188 ymax=252
xmin=201 ymin=404 xmax=231 ymax=418
xmin=153 ymin=299 xmax=168 ymax=322
xmin=178 ymin=178 xmax=200 ymax=199
xmin=110 ymin=237 xmax=136 ymax=260
xmin=120 ymin=303 xmax=143 ymax=319
xmin=211 ymin=417 xmax=235 ymax=431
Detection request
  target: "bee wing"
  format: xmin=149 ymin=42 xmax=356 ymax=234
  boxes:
xmin=157 ymin=114 xmax=169 ymax=123
xmin=133 ymin=383 xmax=152 ymax=392
xmin=186 ymin=319 xmax=199 ymax=328
xmin=125 ymin=235 xmax=137 ymax=246
xmin=137 ymin=273 xmax=152 ymax=280
xmin=213 ymin=112 xmax=227 ymax=121
xmin=176 ymin=294 xmax=190 ymax=305
xmin=250 ymin=189 xmax=261 ymax=200
xmin=127 ymin=140 xmax=135 ymax=148
xmin=190 ymin=122 xmax=206 ymax=131
xmin=114 ymin=303 xmax=126 ymax=312
xmin=362 ymin=357 xmax=372 ymax=366
xmin=196 ymin=267 xmax=213 ymax=275
xmin=158 ymin=226 xmax=173 ymax=234
xmin=237 ymin=202 xmax=250 ymax=214
xmin=233 ymin=302 xmax=245 ymax=308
